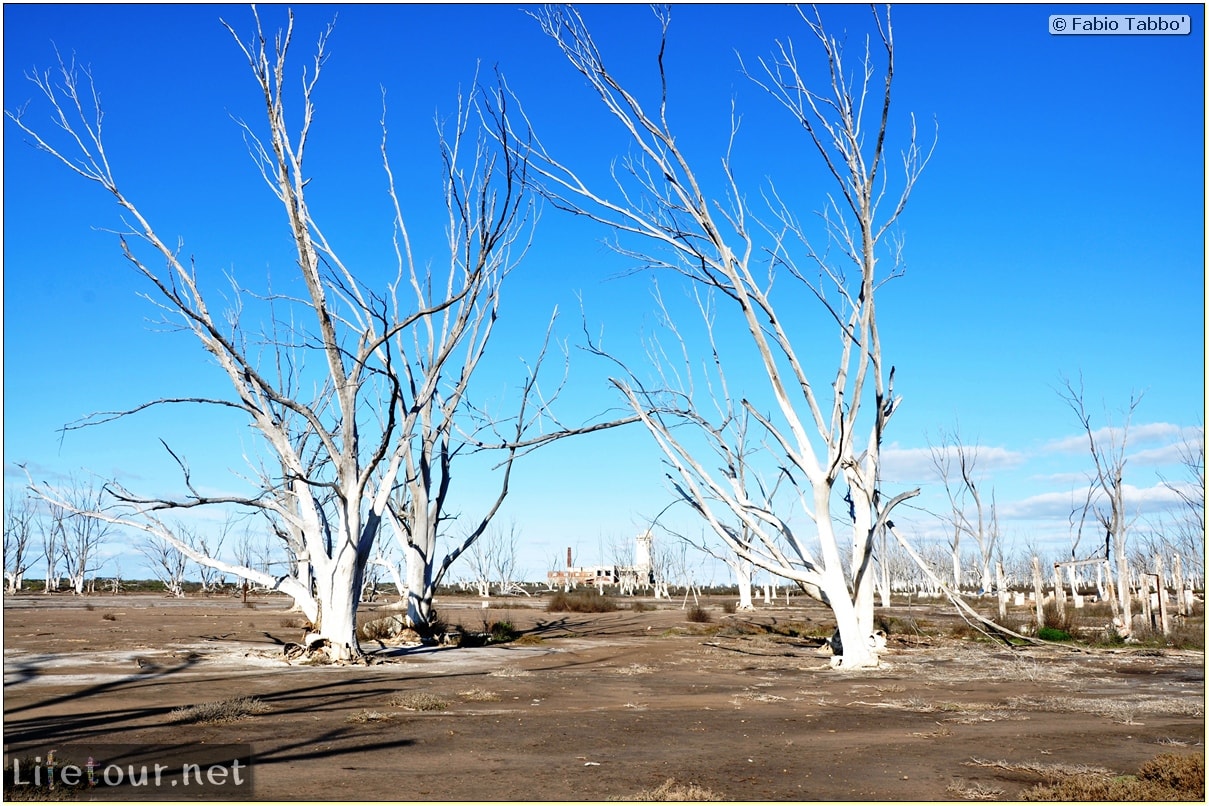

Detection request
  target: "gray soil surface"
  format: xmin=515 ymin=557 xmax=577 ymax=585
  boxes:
xmin=3 ymin=593 xmax=1204 ymax=800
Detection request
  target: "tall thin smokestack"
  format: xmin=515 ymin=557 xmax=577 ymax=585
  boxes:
xmin=567 ymin=547 xmax=573 ymax=569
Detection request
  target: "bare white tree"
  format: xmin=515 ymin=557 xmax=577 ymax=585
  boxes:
xmin=8 ymin=10 xmax=533 ymax=659
xmin=511 ymin=5 xmax=932 ymax=666
xmin=663 ymin=538 xmax=707 ymax=607
xmin=230 ymin=525 xmax=258 ymax=591
xmin=490 ymin=522 xmax=525 ymax=596
xmin=663 ymin=517 xmax=757 ymax=608
xmin=1058 ymin=376 xmax=1142 ymax=636
xmin=545 ymin=550 xmax=569 ymax=592
xmin=4 ymin=493 xmax=38 ymax=593
xmin=463 ymin=529 xmax=497 ymax=597
xmin=140 ymin=531 xmax=189 ymax=597
xmin=377 ymin=314 xmax=628 ymax=628
xmin=1159 ymin=425 xmax=1205 ymax=582
xmin=367 ymin=536 xmax=406 ymax=602
xmin=38 ymin=504 xmax=64 ymax=594
xmin=929 ymin=429 xmax=1001 ymax=594
xmin=51 ymin=477 xmax=112 ymax=595
xmin=646 ymin=538 xmax=671 ymax=599
xmin=186 ymin=520 xmax=229 ymax=594
xmin=11 ymin=9 xmax=631 ymax=658
xmin=728 ymin=553 xmax=756 ymax=611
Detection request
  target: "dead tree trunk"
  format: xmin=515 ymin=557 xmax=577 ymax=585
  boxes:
xmin=1031 ymin=556 xmax=1045 ymax=628
xmin=1172 ymin=554 xmax=1188 ymax=617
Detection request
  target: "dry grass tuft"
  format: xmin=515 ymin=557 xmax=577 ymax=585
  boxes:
xmin=170 ymin=696 xmax=271 ymax=725
xmin=388 ymin=691 xmax=450 ymax=711
xmin=357 ymin=614 xmax=404 ymax=641
xmin=1007 ymin=694 xmax=1204 ymax=724
xmin=346 ymin=709 xmax=396 ymax=723
xmin=623 ymin=778 xmax=725 ymax=801
xmin=616 ymin=664 xmax=655 ymax=675
xmin=546 ymin=589 xmax=618 ymax=613
xmin=946 ymin=779 xmax=1005 ymax=800
xmin=966 ymin=758 xmax=1114 ymax=778
xmin=734 ymin=688 xmax=788 ymax=704
xmin=458 ymin=688 xmax=502 ymax=702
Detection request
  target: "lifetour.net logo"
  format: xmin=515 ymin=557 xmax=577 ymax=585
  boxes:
xmin=3 ymin=744 xmax=253 ymax=800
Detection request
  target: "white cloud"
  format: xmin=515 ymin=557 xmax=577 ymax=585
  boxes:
xmin=1030 ymin=470 xmax=1091 ymax=486
xmin=881 ymin=443 xmax=1026 ymax=483
xmin=1129 ymin=443 xmax=1190 ymax=466
xmin=1043 ymin=421 xmax=1190 ymax=455
xmin=1000 ymin=482 xmax=1189 ymax=521
xmin=5 ymin=460 xmax=72 ymax=486
xmin=1000 ymin=489 xmax=1086 ymax=521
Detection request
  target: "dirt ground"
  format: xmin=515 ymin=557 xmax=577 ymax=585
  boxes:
xmin=3 ymin=592 xmax=1204 ymax=801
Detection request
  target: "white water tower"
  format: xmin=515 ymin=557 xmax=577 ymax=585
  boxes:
xmin=635 ymin=531 xmax=653 ymax=571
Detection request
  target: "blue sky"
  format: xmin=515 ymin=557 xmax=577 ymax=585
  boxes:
xmin=3 ymin=3 xmax=1204 ymax=584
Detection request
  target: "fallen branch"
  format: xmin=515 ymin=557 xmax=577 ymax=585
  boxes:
xmin=887 ymin=524 xmax=1088 ymax=653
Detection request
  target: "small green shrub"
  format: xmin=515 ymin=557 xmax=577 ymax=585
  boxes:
xmin=1041 ymin=602 xmax=1074 ymax=633
xmin=763 ymin=619 xmax=831 ymax=639
xmin=1092 ymin=627 xmax=1129 ymax=647
xmin=488 ymin=620 xmax=519 ymax=643
xmin=1037 ymin=626 xmax=1073 ymax=642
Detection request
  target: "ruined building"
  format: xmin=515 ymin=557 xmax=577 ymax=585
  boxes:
xmin=548 ymin=531 xmax=654 ymax=592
